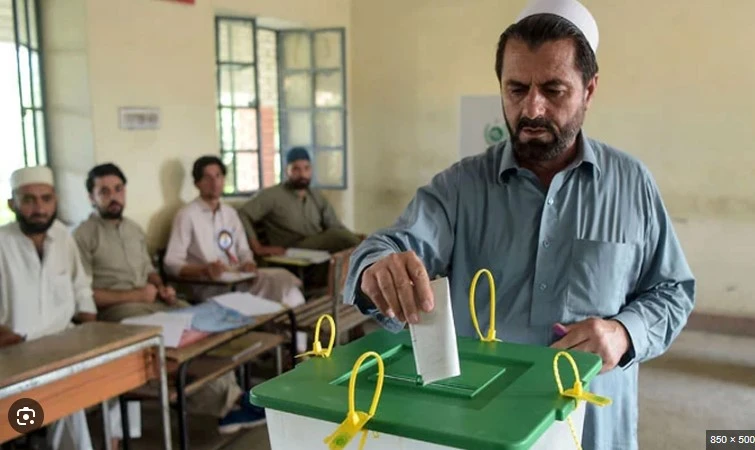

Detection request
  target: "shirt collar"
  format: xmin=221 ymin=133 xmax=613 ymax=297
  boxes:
xmin=91 ymin=211 xmax=121 ymax=229
xmin=194 ymin=196 xmax=223 ymax=213
xmin=9 ymin=220 xmax=56 ymax=243
xmin=498 ymin=131 xmax=601 ymax=182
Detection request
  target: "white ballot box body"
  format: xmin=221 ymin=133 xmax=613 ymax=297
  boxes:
xmin=264 ymin=402 xmax=586 ymax=450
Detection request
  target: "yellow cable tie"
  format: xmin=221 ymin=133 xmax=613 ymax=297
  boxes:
xmin=552 ymin=351 xmax=612 ymax=408
xmin=295 ymin=314 xmax=336 ymax=359
xmin=323 ymin=351 xmax=385 ymax=450
xmin=469 ymin=268 xmax=500 ymax=342
xmin=552 ymin=351 xmax=613 ymax=450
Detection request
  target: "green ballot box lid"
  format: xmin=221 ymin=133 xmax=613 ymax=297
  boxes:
xmin=250 ymin=328 xmax=602 ymax=450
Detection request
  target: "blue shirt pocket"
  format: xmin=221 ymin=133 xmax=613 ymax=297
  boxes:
xmin=566 ymin=239 xmax=635 ymax=318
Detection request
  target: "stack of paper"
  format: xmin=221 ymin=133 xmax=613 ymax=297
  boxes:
xmin=211 ymin=291 xmax=284 ymax=316
xmin=409 ymin=277 xmax=461 ymax=385
xmin=218 ymin=271 xmax=256 ymax=283
xmin=284 ymin=248 xmax=331 ymax=264
xmin=121 ymin=312 xmax=194 ymax=348
xmin=121 ymin=293 xmax=286 ymax=347
xmin=175 ymin=301 xmax=255 ymax=333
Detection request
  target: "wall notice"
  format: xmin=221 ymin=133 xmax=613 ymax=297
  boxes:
xmin=458 ymin=95 xmax=508 ymax=161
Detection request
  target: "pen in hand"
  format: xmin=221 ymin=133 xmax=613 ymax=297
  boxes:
xmin=553 ymin=323 xmax=568 ymax=338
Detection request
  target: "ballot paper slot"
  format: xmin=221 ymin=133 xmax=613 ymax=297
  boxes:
xmin=331 ymin=344 xmax=532 ymax=406
xmin=378 ymin=373 xmax=484 ymax=397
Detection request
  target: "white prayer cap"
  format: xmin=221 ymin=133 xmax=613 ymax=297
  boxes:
xmin=10 ymin=166 xmax=55 ymax=190
xmin=516 ymin=0 xmax=599 ymax=54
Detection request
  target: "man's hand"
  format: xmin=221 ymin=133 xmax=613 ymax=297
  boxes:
xmin=359 ymin=251 xmax=434 ymax=324
xmin=204 ymin=261 xmax=227 ymax=280
xmin=74 ymin=312 xmax=97 ymax=323
xmin=261 ymin=246 xmax=286 ymax=257
xmin=550 ymin=318 xmax=631 ymax=373
xmin=140 ymin=283 xmax=158 ymax=303
xmin=158 ymin=285 xmax=177 ymax=305
xmin=240 ymin=261 xmax=258 ymax=273
xmin=0 ymin=326 xmax=24 ymax=348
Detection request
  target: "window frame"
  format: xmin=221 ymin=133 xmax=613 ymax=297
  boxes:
xmin=214 ymin=16 xmax=263 ymax=197
xmin=12 ymin=0 xmax=49 ymax=168
xmin=277 ymin=28 xmax=348 ymax=190
xmin=0 ymin=0 xmax=49 ymax=226
xmin=213 ymin=19 xmax=348 ymax=195
xmin=256 ymin=25 xmax=283 ymax=189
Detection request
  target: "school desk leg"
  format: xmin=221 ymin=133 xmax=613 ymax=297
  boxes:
xmin=101 ymin=401 xmax=112 ymax=450
xmin=287 ymin=309 xmax=297 ymax=367
xmin=155 ymin=339 xmax=172 ymax=450
xmin=119 ymin=396 xmax=130 ymax=450
xmin=175 ymin=363 xmax=190 ymax=450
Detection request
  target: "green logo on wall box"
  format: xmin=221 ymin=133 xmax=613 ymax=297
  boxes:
xmin=484 ymin=123 xmax=508 ymax=146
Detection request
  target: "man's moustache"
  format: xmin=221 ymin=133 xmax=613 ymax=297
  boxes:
xmin=516 ymin=117 xmax=557 ymax=134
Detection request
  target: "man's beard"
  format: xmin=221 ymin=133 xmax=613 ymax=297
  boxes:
xmin=16 ymin=210 xmax=57 ymax=235
xmin=506 ymin=108 xmax=584 ymax=162
xmin=97 ymin=202 xmax=123 ymax=220
xmin=286 ymin=178 xmax=310 ymax=190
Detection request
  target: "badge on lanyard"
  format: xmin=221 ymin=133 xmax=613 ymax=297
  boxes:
xmin=217 ymin=229 xmax=238 ymax=264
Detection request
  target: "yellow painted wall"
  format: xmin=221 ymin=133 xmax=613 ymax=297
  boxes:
xmin=41 ymin=0 xmax=754 ymax=315
xmin=350 ymin=0 xmax=755 ymax=315
xmin=43 ymin=0 xmax=352 ymax=251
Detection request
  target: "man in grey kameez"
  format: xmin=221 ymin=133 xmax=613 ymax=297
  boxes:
xmin=343 ymin=1 xmax=695 ymax=449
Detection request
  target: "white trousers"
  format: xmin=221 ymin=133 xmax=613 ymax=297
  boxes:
xmin=47 ymin=410 xmax=93 ymax=450
xmin=107 ymin=399 xmax=142 ymax=439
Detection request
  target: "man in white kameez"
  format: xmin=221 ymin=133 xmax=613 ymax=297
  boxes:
xmin=164 ymin=156 xmax=306 ymax=308
xmin=0 ymin=166 xmax=96 ymax=450
xmin=163 ymin=156 xmax=307 ymax=351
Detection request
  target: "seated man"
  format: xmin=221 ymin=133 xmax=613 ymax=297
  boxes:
xmin=74 ymin=163 xmax=266 ymax=436
xmin=164 ymin=155 xmax=305 ymax=308
xmin=238 ymin=146 xmax=362 ymax=257
xmin=0 ymin=166 xmax=96 ymax=450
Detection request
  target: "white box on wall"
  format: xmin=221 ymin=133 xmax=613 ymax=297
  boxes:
xmin=458 ymin=95 xmax=507 ymax=160
xmin=119 ymin=107 xmax=161 ymax=130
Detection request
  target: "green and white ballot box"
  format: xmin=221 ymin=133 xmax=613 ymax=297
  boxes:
xmin=250 ymin=323 xmax=610 ymax=450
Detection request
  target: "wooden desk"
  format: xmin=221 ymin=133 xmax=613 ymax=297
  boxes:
xmin=262 ymin=256 xmax=313 ymax=268
xmin=262 ymin=256 xmax=329 ymax=298
xmin=167 ymin=273 xmax=257 ymax=293
xmin=0 ymin=323 xmax=172 ymax=450
xmin=126 ymin=307 xmax=297 ymax=450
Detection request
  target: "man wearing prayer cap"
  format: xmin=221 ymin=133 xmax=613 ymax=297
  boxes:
xmin=344 ymin=1 xmax=695 ymax=450
xmin=238 ymin=146 xmax=363 ymax=286
xmin=0 ymin=166 xmax=98 ymax=449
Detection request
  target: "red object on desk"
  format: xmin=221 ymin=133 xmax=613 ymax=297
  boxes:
xmin=178 ymin=329 xmax=211 ymax=348
xmin=165 ymin=0 xmax=195 ymax=4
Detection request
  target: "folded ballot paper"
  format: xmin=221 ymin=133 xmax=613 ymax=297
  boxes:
xmin=409 ymin=276 xmax=461 ymax=385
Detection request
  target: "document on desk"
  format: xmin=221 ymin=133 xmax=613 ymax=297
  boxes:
xmin=218 ymin=271 xmax=256 ymax=283
xmin=409 ymin=277 xmax=461 ymax=385
xmin=211 ymin=291 xmax=284 ymax=317
xmin=284 ymin=248 xmax=331 ymax=264
xmin=121 ymin=312 xmax=194 ymax=348
xmin=176 ymin=301 xmax=255 ymax=333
